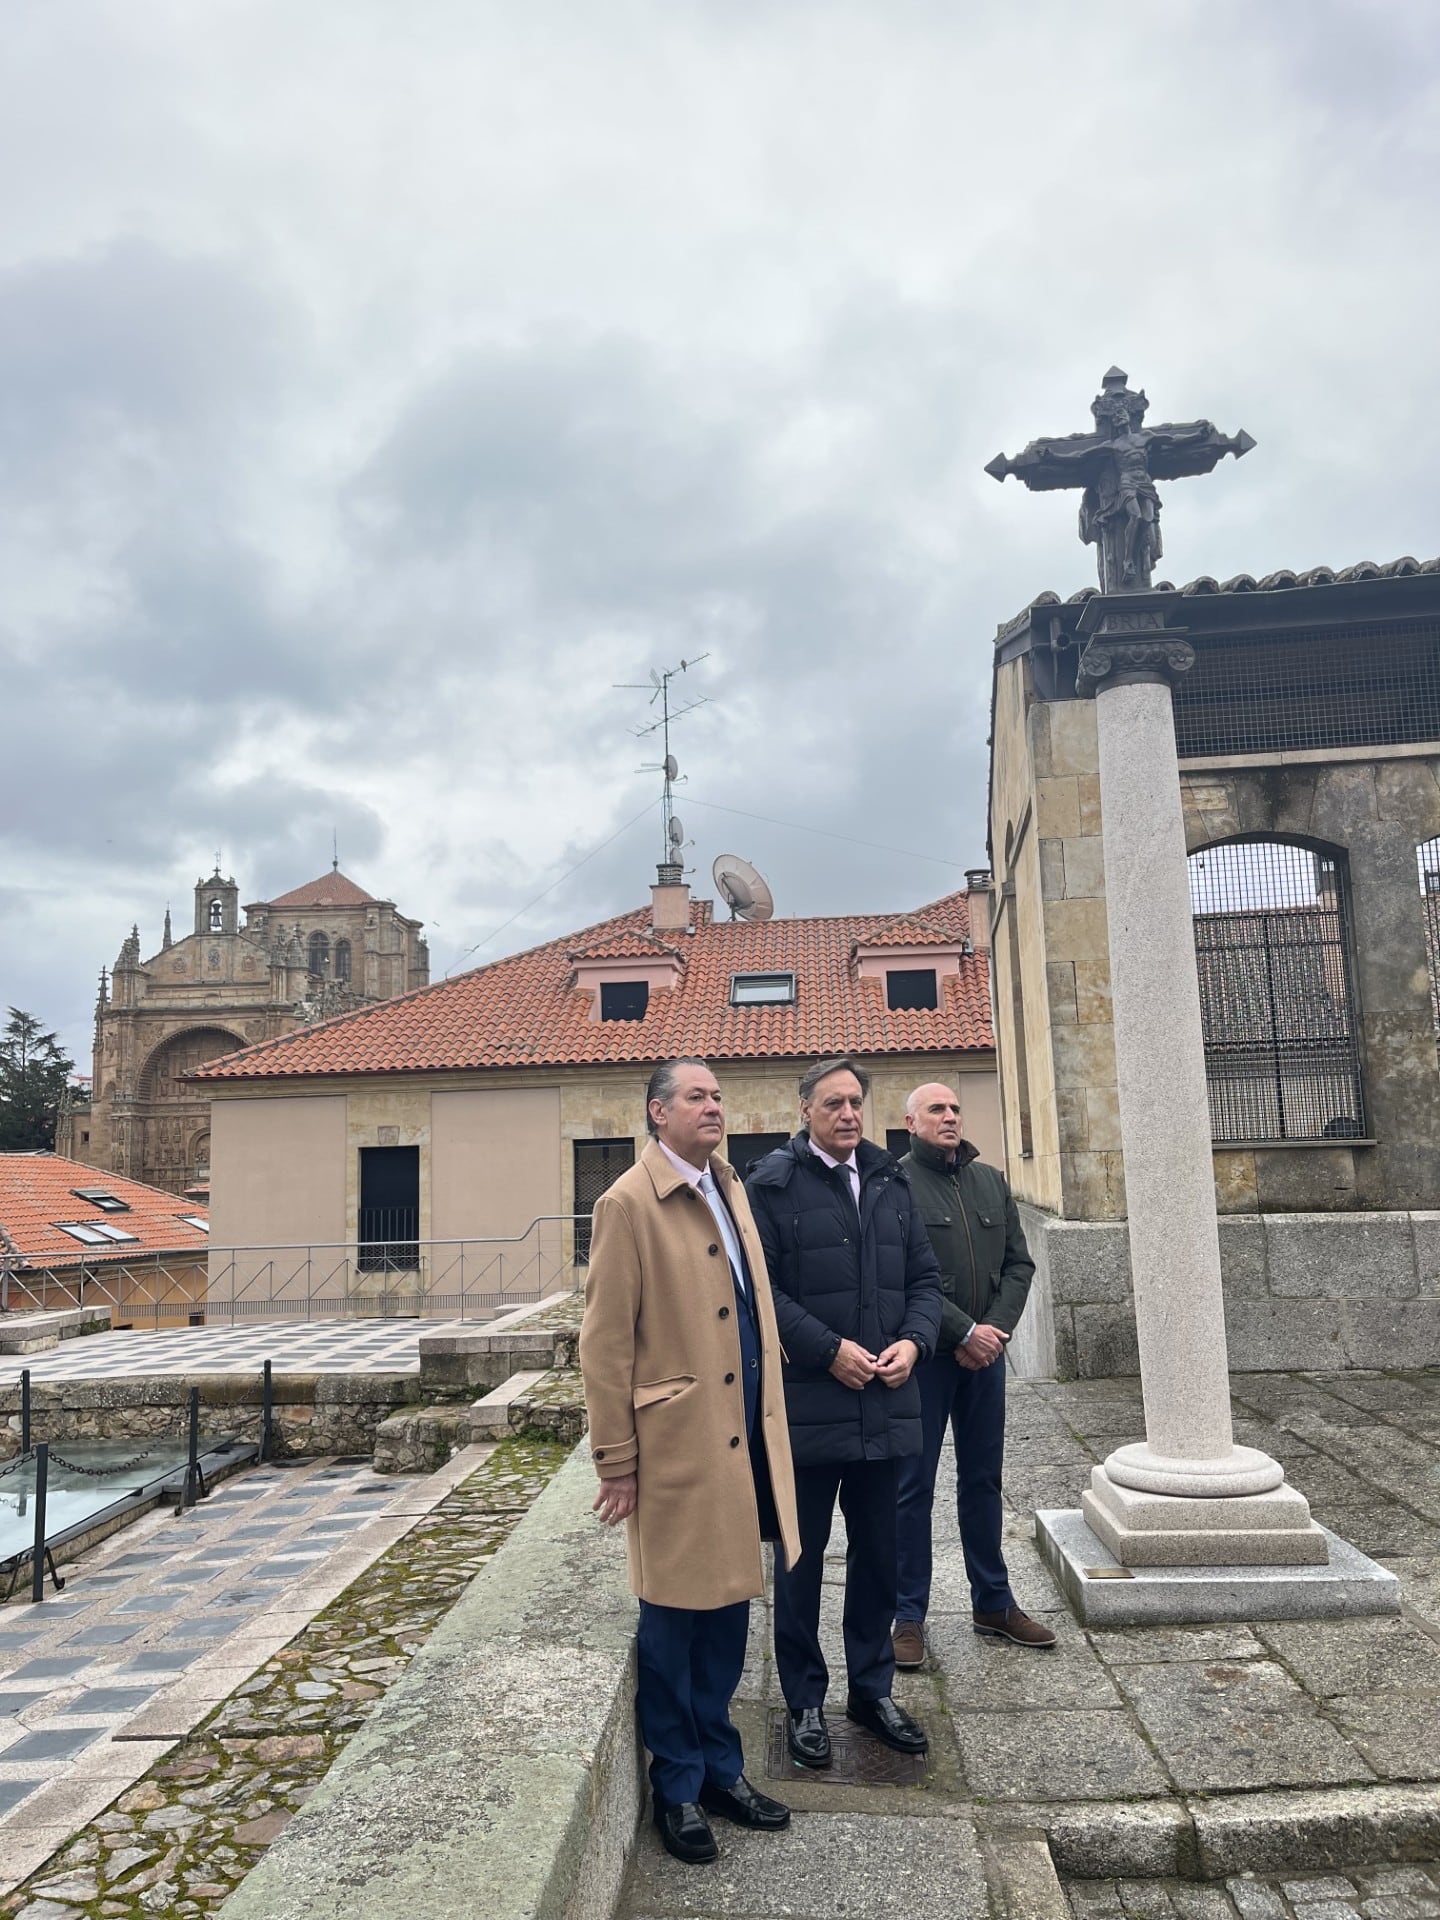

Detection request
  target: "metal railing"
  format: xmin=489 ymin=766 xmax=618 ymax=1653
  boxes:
xmin=4 ymin=1216 xmax=589 ymax=1328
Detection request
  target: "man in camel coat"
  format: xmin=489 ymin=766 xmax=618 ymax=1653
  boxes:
xmin=579 ymin=1057 xmax=801 ymax=1866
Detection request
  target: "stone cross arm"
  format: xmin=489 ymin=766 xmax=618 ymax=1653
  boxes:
xmin=985 ymin=422 xmax=1256 ymax=492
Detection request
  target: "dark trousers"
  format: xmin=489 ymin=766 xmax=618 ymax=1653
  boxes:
xmin=896 ymin=1352 xmax=1013 ymax=1620
xmin=773 ymin=1458 xmax=899 ymax=1709
xmin=636 ymin=1598 xmax=749 ymax=1805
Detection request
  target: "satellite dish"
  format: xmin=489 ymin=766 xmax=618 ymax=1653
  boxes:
xmin=713 ymin=853 xmax=775 ymax=922
xmin=668 ymin=816 xmax=685 ymax=846
xmin=663 ymin=754 xmax=679 ymax=779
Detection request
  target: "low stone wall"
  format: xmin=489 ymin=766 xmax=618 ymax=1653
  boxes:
xmin=217 ymin=1442 xmax=641 ymax=1920
xmin=0 ymin=1372 xmax=424 ymax=1461
xmin=1018 ymin=1205 xmax=1440 ymax=1380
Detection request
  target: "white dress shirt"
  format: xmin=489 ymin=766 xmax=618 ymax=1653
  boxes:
xmin=809 ymin=1139 xmax=861 ymax=1211
xmin=657 ymin=1139 xmax=749 ymax=1295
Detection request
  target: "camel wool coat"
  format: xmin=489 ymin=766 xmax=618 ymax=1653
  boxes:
xmin=579 ymin=1140 xmax=801 ymax=1611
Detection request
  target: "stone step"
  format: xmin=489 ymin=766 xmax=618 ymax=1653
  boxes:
xmin=0 ymin=1306 xmax=113 ymax=1354
xmin=468 ymin=1369 xmax=550 ymax=1438
xmin=469 ymin=1367 xmax=587 ymax=1447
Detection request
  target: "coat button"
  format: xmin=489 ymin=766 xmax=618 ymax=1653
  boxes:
xmin=729 ymin=1436 xmax=741 ymax=1448
xmin=725 ymin=1371 xmax=735 ymax=1384
xmin=708 ymin=1243 xmax=719 ymax=1256
xmin=750 ymin=1358 xmax=758 ymax=1369
xmin=719 ymin=1306 xmax=730 ymax=1319
xmin=595 ymin=1450 xmax=605 ymax=1460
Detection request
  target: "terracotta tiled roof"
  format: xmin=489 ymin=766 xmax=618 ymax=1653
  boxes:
xmin=857 ymin=913 xmax=962 ymax=950
xmin=262 ymin=870 xmax=377 ymax=910
xmin=0 ymin=1154 xmax=209 ymax=1269
xmin=195 ymin=890 xmax=990 ymax=1082
xmin=568 ymin=930 xmax=686 ymax=963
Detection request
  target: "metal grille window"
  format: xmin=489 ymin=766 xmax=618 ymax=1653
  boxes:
xmin=1189 ymin=839 xmax=1365 ymax=1143
xmin=726 ymin=1131 xmax=790 ymax=1178
xmin=573 ymin=1138 xmax=636 ymax=1261
xmin=1419 ymin=838 xmax=1440 ymax=1044
xmin=1174 ymin=621 xmax=1440 ymax=759
xmin=358 ymin=1144 xmax=419 ymax=1272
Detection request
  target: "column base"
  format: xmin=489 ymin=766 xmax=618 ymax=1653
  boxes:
xmin=1082 ymin=1465 xmax=1329 ymax=1567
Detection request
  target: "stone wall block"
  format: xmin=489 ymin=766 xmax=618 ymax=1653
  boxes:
xmin=1055 ymin=1087 xmax=1089 ymax=1152
xmin=1072 ymin=959 xmax=1113 ymax=1026
xmin=1051 ymin=1020 xmax=1118 ymax=1089
xmin=1071 ymin=1303 xmax=1140 ymax=1378
xmin=1045 ymin=1221 xmax=1133 ymax=1304
xmin=1052 ymin=1306 xmax=1078 ymax=1381
xmin=1310 ymin=763 xmax=1381 ymax=840
xmin=1044 ymin=895 xmax=1112 ymax=967
xmin=1039 ymin=838 xmax=1068 ymax=902
xmin=1035 ymin=777 xmax=1081 ymax=839
xmin=1076 ymin=774 xmax=1103 ymax=836
xmin=1062 ymin=835 xmax=1106 ymax=899
xmin=1339 ymin=1299 xmax=1440 ymax=1369
xmin=1223 ymin=1300 xmax=1347 ymax=1371
xmin=1046 ymin=961 xmax=1078 ymax=1025
xmin=1084 ymin=1084 xmax=1123 ymax=1151
xmin=1374 ymin=757 xmax=1440 ymax=839
xmin=1253 ymin=1146 xmax=1358 ymax=1213
xmin=1213 ymin=1150 xmax=1259 ymax=1215
xmin=1263 ymin=1212 xmax=1417 ymax=1298
xmin=1412 ymin=1213 xmax=1440 ymax=1294
xmin=1216 ymin=1214 xmax=1269 ymax=1297
xmin=1047 ymin=701 xmax=1099 ymax=777
xmin=1028 ymin=701 xmax=1054 ymax=780
xmin=1060 ymin=1148 xmax=1126 ymax=1220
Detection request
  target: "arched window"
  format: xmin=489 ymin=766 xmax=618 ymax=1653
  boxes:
xmin=1189 ymin=837 xmax=1364 ymax=1143
xmin=307 ymin=932 xmax=330 ymax=976
xmin=333 ymin=938 xmax=352 ymax=983
xmin=208 ymin=898 xmax=223 ymax=932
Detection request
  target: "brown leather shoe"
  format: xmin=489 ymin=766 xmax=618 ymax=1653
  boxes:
xmin=891 ymin=1620 xmax=926 ymax=1669
xmin=972 ymin=1606 xmax=1057 ymax=1649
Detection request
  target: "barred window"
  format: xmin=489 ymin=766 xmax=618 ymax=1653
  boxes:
xmin=1189 ymin=838 xmax=1365 ymax=1143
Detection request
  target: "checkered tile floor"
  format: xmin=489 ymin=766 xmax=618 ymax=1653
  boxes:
xmin=0 ymin=1459 xmax=407 ymax=1827
xmin=0 ymin=1320 xmax=477 ymax=1385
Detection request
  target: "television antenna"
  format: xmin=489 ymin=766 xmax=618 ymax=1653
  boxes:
xmin=615 ymin=654 xmax=710 ymax=868
xmin=713 ymin=853 xmax=775 ymax=922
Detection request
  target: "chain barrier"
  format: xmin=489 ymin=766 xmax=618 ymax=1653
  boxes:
xmin=0 ymin=1448 xmax=36 ymax=1480
xmin=46 ymin=1448 xmax=161 ymax=1479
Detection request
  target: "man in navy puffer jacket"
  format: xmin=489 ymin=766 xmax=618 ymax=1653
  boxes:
xmin=746 ymin=1057 xmax=942 ymax=1769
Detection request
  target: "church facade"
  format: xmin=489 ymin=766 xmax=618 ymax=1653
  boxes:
xmin=58 ymin=866 xmax=429 ymax=1197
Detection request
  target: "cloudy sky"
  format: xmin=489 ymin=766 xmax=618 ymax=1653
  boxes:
xmin=2 ymin=0 xmax=1437 ymax=1065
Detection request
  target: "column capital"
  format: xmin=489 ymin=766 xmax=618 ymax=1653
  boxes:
xmin=1076 ymin=612 xmax=1195 ymax=698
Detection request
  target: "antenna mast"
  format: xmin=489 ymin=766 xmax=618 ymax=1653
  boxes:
xmin=615 ymin=655 xmax=710 ymax=869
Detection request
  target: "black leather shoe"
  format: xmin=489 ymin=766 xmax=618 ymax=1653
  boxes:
xmin=786 ymin=1706 xmax=832 ymax=1768
xmin=845 ymin=1692 xmax=929 ymax=1755
xmin=653 ymin=1799 xmax=718 ymax=1864
xmin=700 ymin=1774 xmax=791 ymax=1829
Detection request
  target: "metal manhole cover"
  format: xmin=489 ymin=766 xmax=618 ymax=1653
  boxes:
xmin=763 ymin=1708 xmax=928 ymax=1787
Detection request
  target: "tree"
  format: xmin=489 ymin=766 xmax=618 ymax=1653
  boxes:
xmin=0 ymin=1008 xmax=76 ymax=1152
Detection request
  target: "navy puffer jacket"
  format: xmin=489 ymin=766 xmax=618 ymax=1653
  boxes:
xmin=746 ymin=1134 xmax=943 ymax=1467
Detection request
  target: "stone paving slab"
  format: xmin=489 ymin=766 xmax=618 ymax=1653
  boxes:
xmin=0 ymin=1320 xmax=480 ymax=1384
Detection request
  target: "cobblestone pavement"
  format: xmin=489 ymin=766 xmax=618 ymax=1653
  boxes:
xmin=1 ymin=1435 xmax=566 ymax=1918
xmin=617 ymin=1365 xmax=1440 ymax=1918
xmin=1067 ymin=1862 xmax=1440 ymax=1918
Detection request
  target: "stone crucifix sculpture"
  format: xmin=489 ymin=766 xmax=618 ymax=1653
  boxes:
xmin=986 ymin=367 xmax=1255 ymax=594
xmin=987 ymin=375 xmax=1348 ymax=1611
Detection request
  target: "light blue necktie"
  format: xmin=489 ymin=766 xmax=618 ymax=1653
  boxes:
xmin=698 ymin=1169 xmax=748 ymax=1297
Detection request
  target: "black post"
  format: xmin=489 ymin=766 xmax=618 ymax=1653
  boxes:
xmin=261 ymin=1359 xmax=273 ymax=1463
xmin=21 ymin=1367 xmax=30 ymax=1454
xmin=185 ymin=1386 xmax=200 ymax=1510
xmin=31 ymin=1444 xmax=49 ymax=1604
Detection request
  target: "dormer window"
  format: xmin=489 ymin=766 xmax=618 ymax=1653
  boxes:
xmin=886 ymin=968 xmax=939 ymax=1012
xmin=209 ymin=898 xmax=223 ymax=931
xmin=70 ymin=1187 xmax=131 ymax=1213
xmin=730 ymin=972 xmax=796 ymax=1006
xmin=600 ymin=980 xmax=649 ymax=1022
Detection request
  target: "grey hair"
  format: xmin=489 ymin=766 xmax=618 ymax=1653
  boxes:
xmin=645 ymin=1057 xmax=713 ymax=1136
xmin=798 ymin=1056 xmax=870 ymax=1103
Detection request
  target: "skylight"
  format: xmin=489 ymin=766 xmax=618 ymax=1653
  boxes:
xmin=730 ymin=972 xmax=796 ymax=1006
xmin=54 ymin=1221 xmax=140 ymax=1246
xmin=179 ymin=1216 xmax=209 ymax=1233
xmin=70 ymin=1187 xmax=131 ymax=1213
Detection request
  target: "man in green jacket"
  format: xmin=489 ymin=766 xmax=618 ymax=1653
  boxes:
xmin=892 ymin=1083 xmax=1056 ymax=1663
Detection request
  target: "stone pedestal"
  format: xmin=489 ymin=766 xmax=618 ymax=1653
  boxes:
xmin=1066 ymin=629 xmax=1326 ymax=1570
